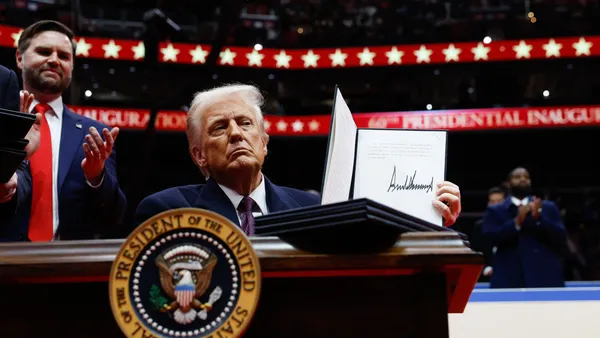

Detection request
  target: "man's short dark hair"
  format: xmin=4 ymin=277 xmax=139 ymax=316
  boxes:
xmin=488 ymin=186 xmax=506 ymax=196
xmin=507 ymin=166 xmax=528 ymax=180
xmin=17 ymin=20 xmax=76 ymax=55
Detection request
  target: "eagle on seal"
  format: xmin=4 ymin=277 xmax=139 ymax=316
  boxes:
xmin=155 ymin=244 xmax=218 ymax=325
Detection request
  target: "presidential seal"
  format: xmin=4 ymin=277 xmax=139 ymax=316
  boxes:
xmin=109 ymin=208 xmax=261 ymax=338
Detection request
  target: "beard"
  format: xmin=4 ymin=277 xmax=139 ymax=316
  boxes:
xmin=23 ymin=65 xmax=70 ymax=95
xmin=511 ymin=185 xmax=532 ymax=199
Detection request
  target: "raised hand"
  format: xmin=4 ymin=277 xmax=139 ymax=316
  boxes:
xmin=432 ymin=181 xmax=462 ymax=227
xmin=19 ymin=90 xmax=41 ymax=159
xmin=0 ymin=173 xmax=17 ymax=203
xmin=81 ymin=126 xmax=120 ymax=185
xmin=529 ymin=196 xmax=543 ymax=220
xmin=19 ymin=90 xmax=34 ymax=113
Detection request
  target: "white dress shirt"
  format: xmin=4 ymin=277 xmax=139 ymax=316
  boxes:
xmin=218 ymin=174 xmax=269 ymax=225
xmin=29 ymin=97 xmax=64 ymax=237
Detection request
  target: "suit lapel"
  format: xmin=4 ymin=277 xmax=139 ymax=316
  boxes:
xmin=58 ymin=107 xmax=83 ymax=193
xmin=264 ymin=176 xmax=300 ymax=212
xmin=195 ymin=178 xmax=241 ymax=226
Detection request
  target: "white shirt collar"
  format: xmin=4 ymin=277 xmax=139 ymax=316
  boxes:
xmin=511 ymin=196 xmax=529 ymax=206
xmin=217 ymin=174 xmax=269 ymax=214
xmin=29 ymin=96 xmax=64 ymax=119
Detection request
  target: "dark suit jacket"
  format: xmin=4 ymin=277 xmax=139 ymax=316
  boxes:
xmin=0 ymin=105 xmax=127 ymax=241
xmin=0 ymin=64 xmax=19 ymax=111
xmin=134 ymin=176 xmax=320 ymax=228
xmin=482 ymin=196 xmax=566 ymax=288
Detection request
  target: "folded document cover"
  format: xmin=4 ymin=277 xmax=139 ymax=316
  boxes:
xmin=0 ymin=107 xmax=36 ymax=183
xmin=255 ymin=198 xmax=466 ymax=254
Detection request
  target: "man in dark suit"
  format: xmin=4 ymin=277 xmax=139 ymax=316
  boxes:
xmin=471 ymin=186 xmax=506 ymax=282
xmin=0 ymin=63 xmax=40 ymax=219
xmin=0 ymin=64 xmax=22 ymax=208
xmin=482 ymin=167 xmax=566 ymax=288
xmin=0 ymin=64 xmax=20 ymax=111
xmin=135 ymin=84 xmax=464 ymax=234
xmin=0 ymin=20 xmax=127 ymax=241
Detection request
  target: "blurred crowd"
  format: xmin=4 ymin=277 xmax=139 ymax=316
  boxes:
xmin=2 ymin=0 xmax=600 ymax=48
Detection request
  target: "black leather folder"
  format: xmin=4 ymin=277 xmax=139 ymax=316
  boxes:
xmin=0 ymin=147 xmax=27 ymax=183
xmin=0 ymin=108 xmax=35 ymax=183
xmin=255 ymin=198 xmax=467 ymax=254
xmin=0 ymin=138 xmax=29 ymax=151
xmin=0 ymin=107 xmax=36 ymax=144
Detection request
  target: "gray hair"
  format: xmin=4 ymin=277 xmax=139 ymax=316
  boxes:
xmin=186 ymin=83 xmax=266 ymax=148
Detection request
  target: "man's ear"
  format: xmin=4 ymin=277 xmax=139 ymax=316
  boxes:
xmin=190 ymin=145 xmax=207 ymax=169
xmin=16 ymin=50 xmax=23 ymax=71
xmin=262 ymin=133 xmax=269 ymax=153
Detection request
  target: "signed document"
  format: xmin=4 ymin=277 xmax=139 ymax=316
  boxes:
xmin=352 ymin=128 xmax=447 ymax=226
xmin=321 ymin=86 xmax=448 ymax=226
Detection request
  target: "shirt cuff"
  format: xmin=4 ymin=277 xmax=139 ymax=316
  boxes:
xmin=85 ymin=172 xmax=105 ymax=189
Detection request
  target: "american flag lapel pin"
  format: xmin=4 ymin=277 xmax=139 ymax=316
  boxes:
xmin=75 ymin=123 xmax=82 ymax=129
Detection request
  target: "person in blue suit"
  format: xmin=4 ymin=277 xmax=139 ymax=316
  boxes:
xmin=134 ymin=84 xmax=464 ymax=234
xmin=482 ymin=167 xmax=566 ymax=288
xmin=0 ymin=64 xmax=40 ymax=224
xmin=0 ymin=64 xmax=20 ymax=111
xmin=0 ymin=20 xmax=126 ymax=241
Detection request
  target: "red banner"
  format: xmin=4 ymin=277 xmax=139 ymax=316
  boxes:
xmin=67 ymin=105 xmax=600 ymax=135
xmin=1 ymin=24 xmax=598 ymax=68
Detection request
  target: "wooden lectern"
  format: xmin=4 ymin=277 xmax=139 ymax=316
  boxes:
xmin=0 ymin=231 xmax=481 ymax=338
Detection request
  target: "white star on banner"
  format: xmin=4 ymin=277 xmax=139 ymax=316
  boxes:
xmin=190 ymin=46 xmax=208 ymax=64
xmin=513 ymin=40 xmax=533 ymax=59
xmin=75 ymin=38 xmax=92 ymax=57
xmin=442 ymin=44 xmax=461 ymax=62
xmin=385 ymin=47 xmax=404 ymax=64
xmin=246 ymin=49 xmax=264 ymax=67
xmin=292 ymin=120 xmax=304 ymax=132
xmin=573 ymin=37 xmax=592 ymax=56
xmin=131 ymin=42 xmax=145 ymax=60
xmin=471 ymin=43 xmax=490 ymax=61
xmin=309 ymin=120 xmax=320 ymax=132
xmin=329 ymin=49 xmax=348 ymax=67
xmin=301 ymin=50 xmax=320 ymax=68
xmin=264 ymin=120 xmax=271 ymax=132
xmin=102 ymin=40 xmax=122 ymax=59
xmin=273 ymin=50 xmax=292 ymax=68
xmin=11 ymin=29 xmax=22 ymax=47
xmin=357 ymin=47 xmax=376 ymax=66
xmin=276 ymin=120 xmax=288 ymax=132
xmin=219 ymin=48 xmax=236 ymax=65
xmin=161 ymin=43 xmax=180 ymax=62
xmin=414 ymin=45 xmax=432 ymax=63
xmin=542 ymin=39 xmax=562 ymax=58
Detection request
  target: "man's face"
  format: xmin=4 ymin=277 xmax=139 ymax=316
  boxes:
xmin=488 ymin=192 xmax=505 ymax=206
xmin=194 ymin=97 xmax=268 ymax=177
xmin=509 ymin=168 xmax=531 ymax=190
xmin=17 ymin=30 xmax=73 ymax=95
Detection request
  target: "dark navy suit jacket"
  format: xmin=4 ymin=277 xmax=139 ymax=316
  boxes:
xmin=134 ymin=176 xmax=320 ymax=228
xmin=0 ymin=105 xmax=127 ymax=241
xmin=0 ymin=65 xmax=19 ymax=111
xmin=482 ymin=196 xmax=566 ymax=288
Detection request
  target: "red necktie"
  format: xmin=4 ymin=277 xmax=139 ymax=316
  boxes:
xmin=29 ymin=103 xmax=54 ymax=242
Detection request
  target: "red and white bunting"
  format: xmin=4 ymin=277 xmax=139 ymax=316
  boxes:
xmin=1 ymin=24 xmax=597 ymax=68
xmin=69 ymin=105 xmax=600 ymax=134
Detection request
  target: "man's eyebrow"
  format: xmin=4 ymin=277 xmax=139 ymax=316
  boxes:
xmin=207 ymin=116 xmax=227 ymax=126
